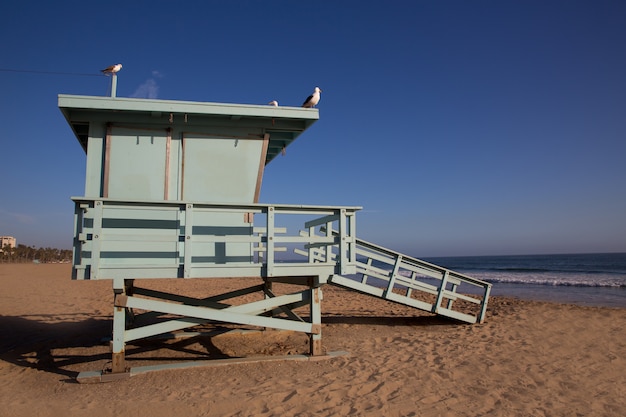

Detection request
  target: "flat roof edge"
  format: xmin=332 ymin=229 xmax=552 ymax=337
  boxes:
xmin=70 ymin=196 xmax=362 ymax=211
xmin=58 ymin=94 xmax=319 ymax=121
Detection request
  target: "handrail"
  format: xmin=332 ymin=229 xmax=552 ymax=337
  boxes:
xmin=304 ymin=228 xmax=492 ymax=323
xmin=71 ymin=197 xmax=360 ymax=280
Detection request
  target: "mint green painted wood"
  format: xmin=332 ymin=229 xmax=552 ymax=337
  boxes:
xmin=84 ymin=124 xmax=105 ymax=197
xmin=71 ymin=197 xmax=360 ymax=280
xmin=107 ymin=127 xmax=168 ymax=200
xmin=59 ymin=95 xmax=318 ymax=204
xmin=297 ymin=230 xmax=492 ymax=324
xmin=58 ymin=94 xmax=318 ymax=170
xmin=60 ymin=94 xmax=323 ymax=285
xmin=119 ymin=291 xmax=317 ymax=336
xmin=182 ymin=134 xmax=265 ymax=202
xmin=59 ymin=95 xmax=347 ymax=373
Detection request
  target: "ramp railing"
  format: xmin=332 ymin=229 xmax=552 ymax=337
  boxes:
xmin=296 ymin=230 xmax=492 ymax=324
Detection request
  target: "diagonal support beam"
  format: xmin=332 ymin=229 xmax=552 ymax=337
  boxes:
xmin=263 ymin=287 xmax=306 ymax=322
xmin=116 ymin=292 xmax=319 ymax=335
xmin=125 ymin=317 xmax=210 ymax=342
xmin=133 ymin=287 xmax=232 ymax=309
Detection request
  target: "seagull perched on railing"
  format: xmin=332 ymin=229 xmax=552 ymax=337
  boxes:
xmin=101 ymin=63 xmax=122 ymax=75
xmin=302 ymin=87 xmax=322 ymax=108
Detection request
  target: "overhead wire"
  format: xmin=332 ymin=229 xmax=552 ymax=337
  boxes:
xmin=0 ymin=68 xmax=104 ymax=77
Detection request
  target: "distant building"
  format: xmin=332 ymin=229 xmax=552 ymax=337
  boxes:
xmin=1 ymin=236 xmax=16 ymax=250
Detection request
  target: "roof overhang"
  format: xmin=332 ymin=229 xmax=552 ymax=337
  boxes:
xmin=58 ymin=94 xmax=319 ymax=164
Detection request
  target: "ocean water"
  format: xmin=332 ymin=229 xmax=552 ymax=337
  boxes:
xmin=424 ymin=253 xmax=626 ymax=308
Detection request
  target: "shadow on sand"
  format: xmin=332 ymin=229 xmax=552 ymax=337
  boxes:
xmin=0 ymin=312 xmax=458 ymax=381
xmin=0 ymin=315 xmax=234 ymax=382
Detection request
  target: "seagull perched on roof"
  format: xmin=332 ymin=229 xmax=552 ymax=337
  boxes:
xmin=302 ymin=87 xmax=322 ymax=108
xmin=101 ymin=63 xmax=122 ymax=75
xmin=268 ymin=100 xmax=279 ymax=107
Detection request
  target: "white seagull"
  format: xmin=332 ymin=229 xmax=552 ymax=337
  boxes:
xmin=302 ymin=87 xmax=322 ymax=108
xmin=268 ymin=100 xmax=279 ymax=107
xmin=101 ymin=63 xmax=122 ymax=75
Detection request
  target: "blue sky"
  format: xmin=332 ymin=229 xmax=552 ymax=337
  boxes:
xmin=1 ymin=1 xmax=625 ymax=257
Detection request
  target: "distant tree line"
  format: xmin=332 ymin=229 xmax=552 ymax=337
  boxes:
xmin=0 ymin=244 xmax=72 ymax=263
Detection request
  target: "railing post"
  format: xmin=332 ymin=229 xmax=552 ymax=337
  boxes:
xmin=348 ymin=211 xmax=357 ymax=264
xmin=305 ymin=226 xmax=314 ymax=263
xmin=266 ymin=206 xmax=275 ymax=277
xmin=325 ymin=219 xmax=332 ymax=264
xmin=478 ymin=284 xmax=492 ymax=324
xmin=339 ymin=209 xmax=348 ymax=275
xmin=91 ymin=200 xmax=103 ymax=280
xmin=383 ymin=255 xmax=402 ymax=298
xmin=433 ymin=271 xmax=450 ymax=314
xmin=183 ymin=204 xmax=194 ymax=278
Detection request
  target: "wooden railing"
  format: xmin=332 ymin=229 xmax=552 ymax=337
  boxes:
xmin=72 ymin=197 xmax=360 ymax=281
xmin=296 ymin=230 xmax=492 ymax=324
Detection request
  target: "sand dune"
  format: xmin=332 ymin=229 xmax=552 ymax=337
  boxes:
xmin=1 ymin=263 xmax=625 ymax=416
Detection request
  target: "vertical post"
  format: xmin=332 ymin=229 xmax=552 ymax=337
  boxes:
xmin=111 ymin=73 xmax=118 ymax=98
xmin=478 ymin=284 xmax=492 ymax=324
xmin=348 ymin=211 xmax=357 ymax=264
xmin=72 ymin=202 xmax=84 ymax=280
xmin=433 ymin=271 xmax=450 ymax=315
xmin=183 ymin=204 xmax=194 ymax=278
xmin=111 ymin=278 xmax=127 ymax=373
xmin=383 ymin=255 xmax=402 ymax=298
xmin=266 ymin=206 xmax=275 ymax=277
xmin=324 ymin=219 xmax=332 ymax=264
xmin=164 ymin=128 xmax=171 ymax=200
xmin=307 ymin=225 xmax=315 ymax=264
xmin=338 ymin=209 xmax=347 ymax=275
xmin=309 ymin=277 xmax=323 ymax=356
xmin=91 ymin=200 xmax=103 ymax=279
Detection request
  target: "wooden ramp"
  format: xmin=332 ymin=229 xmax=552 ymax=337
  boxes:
xmin=297 ymin=233 xmax=492 ymax=324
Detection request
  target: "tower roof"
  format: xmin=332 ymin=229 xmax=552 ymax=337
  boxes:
xmin=58 ymin=94 xmax=319 ymax=164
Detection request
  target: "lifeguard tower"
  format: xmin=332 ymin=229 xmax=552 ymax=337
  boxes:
xmin=59 ymin=87 xmax=491 ymax=381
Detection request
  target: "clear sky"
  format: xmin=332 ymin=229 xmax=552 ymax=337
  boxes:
xmin=1 ymin=1 xmax=625 ymax=257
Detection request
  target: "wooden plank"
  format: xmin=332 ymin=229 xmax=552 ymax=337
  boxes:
xmin=329 ymin=275 xmax=385 ymax=298
xmin=118 ymin=292 xmax=317 ymax=333
xmin=436 ymin=307 xmax=477 ymax=324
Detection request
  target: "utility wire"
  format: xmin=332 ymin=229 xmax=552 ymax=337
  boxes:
xmin=0 ymin=68 xmax=104 ymax=77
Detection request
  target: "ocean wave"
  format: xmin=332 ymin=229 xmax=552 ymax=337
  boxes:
xmin=386 ymin=253 xmax=626 ymax=290
xmin=425 ymin=253 xmax=626 ymax=278
xmin=464 ymin=270 xmax=626 ymax=288
xmin=457 ymin=266 xmax=626 ymax=275
xmin=395 ymin=269 xmax=626 ymax=288
xmin=482 ymin=276 xmax=626 ymax=288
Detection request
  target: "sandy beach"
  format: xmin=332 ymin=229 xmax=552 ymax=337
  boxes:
xmin=1 ymin=263 xmax=625 ymax=416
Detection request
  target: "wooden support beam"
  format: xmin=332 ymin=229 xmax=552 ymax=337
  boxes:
xmin=116 ymin=292 xmax=319 ymax=335
xmin=309 ymin=286 xmax=323 ymax=356
xmin=111 ymin=279 xmax=129 ymax=373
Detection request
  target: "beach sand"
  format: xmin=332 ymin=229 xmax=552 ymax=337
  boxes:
xmin=1 ymin=263 xmax=625 ymax=416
